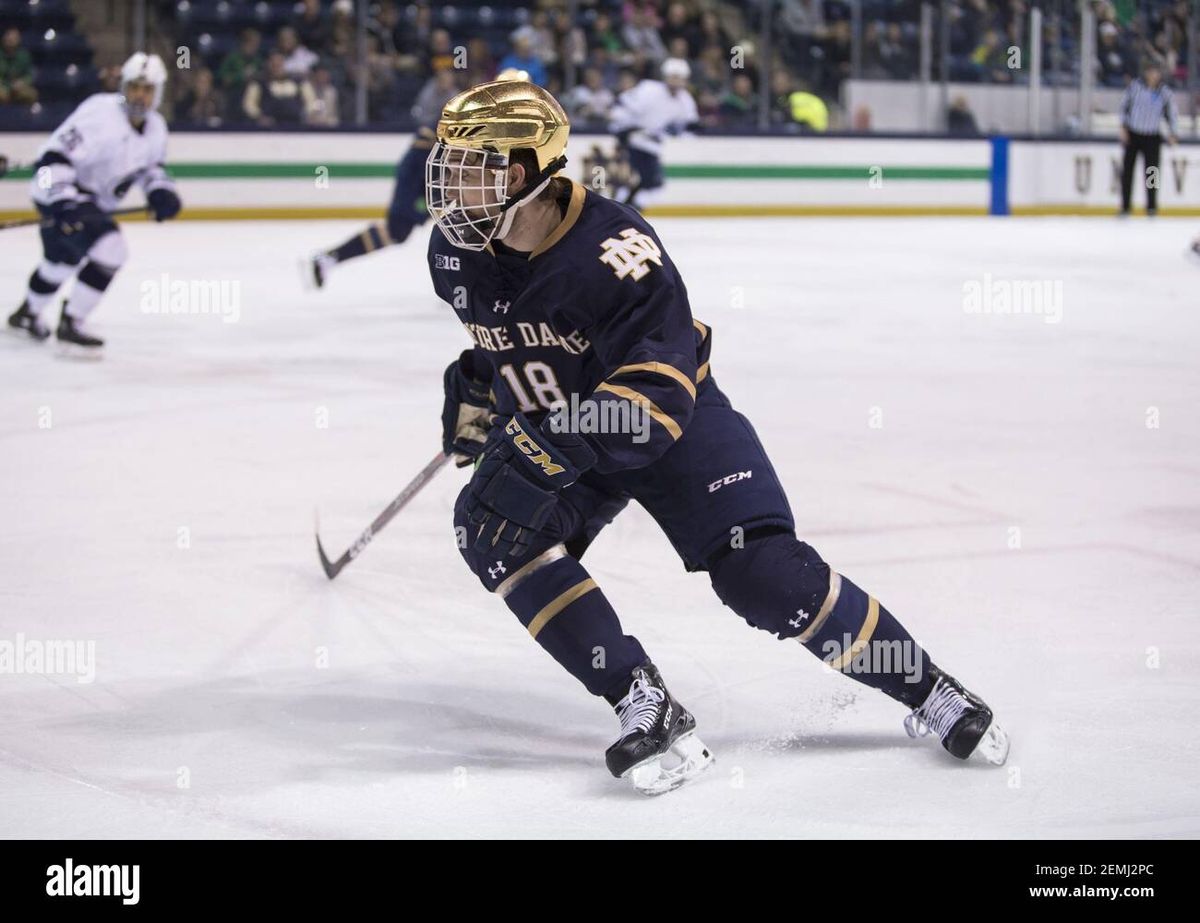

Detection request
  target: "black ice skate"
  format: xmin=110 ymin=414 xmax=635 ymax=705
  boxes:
xmin=302 ymin=253 xmax=336 ymax=290
xmin=7 ymin=301 xmax=50 ymax=341
xmin=56 ymin=310 xmax=104 ymax=353
xmin=606 ymin=662 xmax=714 ymax=795
xmin=903 ymin=664 xmax=1009 ymax=765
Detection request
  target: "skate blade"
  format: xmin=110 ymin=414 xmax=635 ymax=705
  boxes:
xmin=626 ymin=732 xmax=715 ymax=796
xmin=54 ymin=340 xmax=104 ymax=361
xmin=6 ymin=325 xmax=50 ymax=344
xmin=299 ymin=255 xmax=325 ymax=290
xmin=973 ymin=721 xmax=1010 ymax=766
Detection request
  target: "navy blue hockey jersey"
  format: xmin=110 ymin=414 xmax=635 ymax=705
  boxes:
xmin=428 ymin=180 xmax=712 ymax=474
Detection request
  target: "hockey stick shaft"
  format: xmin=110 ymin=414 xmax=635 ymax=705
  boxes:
xmin=315 ymin=451 xmax=452 ymax=580
xmin=0 ymin=205 xmax=150 ymax=231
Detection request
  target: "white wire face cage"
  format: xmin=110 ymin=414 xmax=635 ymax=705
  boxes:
xmin=425 ymin=142 xmax=512 ymax=251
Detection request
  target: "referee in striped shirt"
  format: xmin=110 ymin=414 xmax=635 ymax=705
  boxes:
xmin=1118 ymin=62 xmax=1180 ymax=216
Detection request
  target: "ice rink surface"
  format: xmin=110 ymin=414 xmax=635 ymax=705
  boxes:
xmin=2 ymin=215 xmax=1198 ymax=838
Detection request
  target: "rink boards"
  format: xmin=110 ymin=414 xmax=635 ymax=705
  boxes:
xmin=2 ymin=132 xmax=1199 ymax=218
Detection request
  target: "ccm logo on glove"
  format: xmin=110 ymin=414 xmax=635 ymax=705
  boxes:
xmin=505 ymin=417 xmax=566 ymax=477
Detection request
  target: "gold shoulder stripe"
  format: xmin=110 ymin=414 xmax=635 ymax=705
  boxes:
xmin=611 ymin=362 xmax=697 ymax=402
xmin=696 ymin=362 xmax=710 ymax=384
xmin=529 ymin=180 xmax=586 ymax=260
xmin=594 ymin=382 xmax=683 ymax=441
xmin=693 ymin=318 xmax=709 ymax=339
xmin=527 ymin=578 xmax=597 ymax=639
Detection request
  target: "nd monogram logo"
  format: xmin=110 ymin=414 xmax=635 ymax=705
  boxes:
xmin=598 ymin=228 xmax=663 ymax=281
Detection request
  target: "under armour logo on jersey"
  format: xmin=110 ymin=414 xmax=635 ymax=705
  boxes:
xmin=789 ymin=608 xmax=813 ymax=630
xmin=488 ymin=561 xmax=507 ymax=579
xmin=598 ymin=228 xmax=663 ymax=281
xmin=492 ymin=300 xmax=510 ymax=314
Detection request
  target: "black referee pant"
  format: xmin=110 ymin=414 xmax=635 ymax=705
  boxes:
xmin=1121 ymin=129 xmax=1163 ymax=213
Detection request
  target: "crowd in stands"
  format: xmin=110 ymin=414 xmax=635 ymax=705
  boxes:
xmin=0 ymin=0 xmax=1195 ymax=133
xmin=167 ymin=0 xmax=804 ymax=130
xmin=0 ymin=0 xmax=96 ymax=126
xmin=777 ymin=0 xmax=1193 ymax=92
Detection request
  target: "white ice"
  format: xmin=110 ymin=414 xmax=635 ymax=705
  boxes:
xmin=2 ymin=216 xmax=1199 ymax=838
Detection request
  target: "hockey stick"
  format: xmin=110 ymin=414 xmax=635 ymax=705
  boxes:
xmin=0 ymin=205 xmax=150 ymax=232
xmin=315 ymin=451 xmax=452 ymax=580
xmin=0 ymin=154 xmax=40 ymax=179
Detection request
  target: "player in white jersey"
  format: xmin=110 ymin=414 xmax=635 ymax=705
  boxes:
xmin=7 ymin=52 xmax=182 ymax=351
xmin=608 ymin=57 xmax=699 ymax=211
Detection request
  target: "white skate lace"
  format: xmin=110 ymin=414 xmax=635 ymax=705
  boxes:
xmin=615 ymin=676 xmax=666 ymax=738
xmin=903 ymin=677 xmax=970 ymax=742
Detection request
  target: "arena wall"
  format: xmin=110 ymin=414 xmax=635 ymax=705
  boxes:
xmin=3 ymin=133 xmax=1198 ymax=219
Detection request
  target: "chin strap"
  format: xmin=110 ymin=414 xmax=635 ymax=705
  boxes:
xmin=495 ymin=155 xmax=567 ymax=242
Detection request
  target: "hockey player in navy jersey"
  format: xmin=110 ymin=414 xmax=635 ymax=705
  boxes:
xmin=426 ymin=80 xmax=1009 ymax=794
xmin=303 ymin=125 xmax=434 ymax=290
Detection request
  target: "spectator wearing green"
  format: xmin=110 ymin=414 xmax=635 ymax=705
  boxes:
xmin=218 ymin=28 xmax=264 ymax=105
xmin=590 ymin=12 xmax=625 ymax=56
xmin=0 ymin=27 xmax=37 ymax=105
xmin=718 ymin=74 xmax=756 ymax=127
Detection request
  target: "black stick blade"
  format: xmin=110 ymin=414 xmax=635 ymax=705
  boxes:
xmin=314 ymin=512 xmax=346 ymax=580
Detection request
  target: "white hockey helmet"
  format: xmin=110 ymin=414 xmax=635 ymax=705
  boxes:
xmin=661 ymin=57 xmax=691 ymax=82
xmin=120 ymin=52 xmax=167 ymax=118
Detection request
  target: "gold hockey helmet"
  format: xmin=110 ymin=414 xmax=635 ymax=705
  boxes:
xmin=495 ymin=67 xmax=532 ymax=83
xmin=425 ymin=79 xmax=570 ymax=250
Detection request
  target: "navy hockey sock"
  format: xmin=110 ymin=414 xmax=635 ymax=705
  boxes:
xmin=798 ymin=573 xmax=935 ymax=708
xmin=502 ymin=555 xmax=648 ymax=697
xmin=329 ymin=224 xmax=390 ymax=264
xmin=709 ymin=531 xmax=935 ymax=708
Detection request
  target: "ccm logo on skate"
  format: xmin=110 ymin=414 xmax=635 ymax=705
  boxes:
xmin=708 ymin=471 xmax=752 ymax=493
xmin=505 ymin=418 xmax=565 ymax=476
xmin=435 ymin=254 xmax=460 ymax=270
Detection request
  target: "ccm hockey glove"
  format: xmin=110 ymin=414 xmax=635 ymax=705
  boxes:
xmin=441 ymin=349 xmax=493 ymax=466
xmin=464 ymin=413 xmax=597 ymax=560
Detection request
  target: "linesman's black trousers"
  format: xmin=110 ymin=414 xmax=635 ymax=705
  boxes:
xmin=1121 ymin=130 xmax=1163 ymax=213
